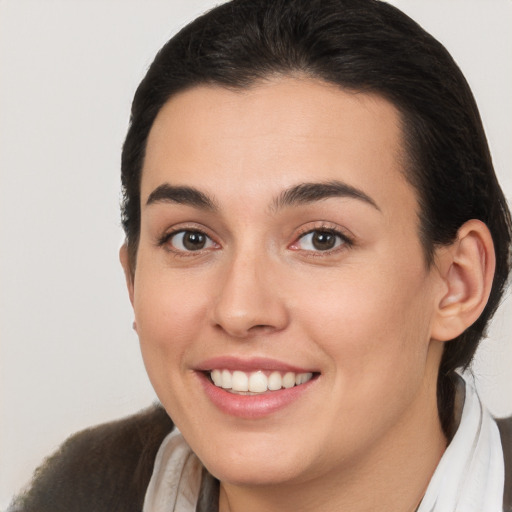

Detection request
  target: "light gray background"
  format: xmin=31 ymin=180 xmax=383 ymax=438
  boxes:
xmin=1 ymin=0 xmax=511 ymax=507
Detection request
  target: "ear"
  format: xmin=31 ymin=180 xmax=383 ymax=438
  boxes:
xmin=430 ymin=220 xmax=496 ymax=342
xmin=119 ymin=243 xmax=135 ymax=307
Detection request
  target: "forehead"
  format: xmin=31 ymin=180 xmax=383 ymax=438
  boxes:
xmin=142 ymin=77 xmax=416 ymax=216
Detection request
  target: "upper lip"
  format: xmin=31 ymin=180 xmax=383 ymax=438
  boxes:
xmin=195 ymin=356 xmax=317 ymax=374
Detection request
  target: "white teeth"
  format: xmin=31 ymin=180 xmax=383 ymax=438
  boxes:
xmin=296 ymin=372 xmax=313 ymax=385
xmin=268 ymin=371 xmax=282 ymax=391
xmin=211 ymin=369 xmax=222 ymax=387
xmin=232 ymin=371 xmax=249 ymax=391
xmin=209 ymin=369 xmax=314 ymax=393
xmin=282 ymin=372 xmax=296 ymax=389
xmin=248 ymin=371 xmax=268 ymax=393
xmin=221 ymin=369 xmax=232 ymax=389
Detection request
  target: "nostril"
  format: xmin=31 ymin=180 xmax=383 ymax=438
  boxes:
xmin=212 ymin=321 xmax=282 ymax=339
xmin=248 ymin=324 xmax=276 ymax=334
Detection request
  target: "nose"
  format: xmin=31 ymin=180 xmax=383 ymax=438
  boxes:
xmin=210 ymin=251 xmax=289 ymax=339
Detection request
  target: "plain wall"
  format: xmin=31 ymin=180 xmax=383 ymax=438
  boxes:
xmin=1 ymin=0 xmax=511 ymax=507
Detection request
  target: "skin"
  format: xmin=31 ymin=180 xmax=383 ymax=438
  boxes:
xmin=121 ymin=77 xmax=494 ymax=511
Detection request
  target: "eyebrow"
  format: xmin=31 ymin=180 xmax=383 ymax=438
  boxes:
xmin=146 ymin=184 xmax=218 ymax=211
xmin=145 ymin=180 xmax=380 ymax=213
xmin=273 ymin=180 xmax=380 ymax=212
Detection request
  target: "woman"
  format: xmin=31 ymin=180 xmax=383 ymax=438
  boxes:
xmin=9 ymin=0 xmax=512 ymax=511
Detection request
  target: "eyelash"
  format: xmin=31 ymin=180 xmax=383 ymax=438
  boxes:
xmin=157 ymin=223 xmax=354 ymax=257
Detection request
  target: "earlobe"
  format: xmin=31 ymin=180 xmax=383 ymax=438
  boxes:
xmin=431 ymin=220 xmax=495 ymax=342
xmin=119 ymin=243 xmax=135 ymax=307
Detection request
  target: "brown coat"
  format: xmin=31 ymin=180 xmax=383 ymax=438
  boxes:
xmin=9 ymin=405 xmax=174 ymax=512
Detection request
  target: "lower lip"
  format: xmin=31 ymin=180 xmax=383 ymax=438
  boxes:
xmin=197 ymin=372 xmax=317 ymax=419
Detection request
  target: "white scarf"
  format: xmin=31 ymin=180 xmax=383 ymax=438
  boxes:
xmin=417 ymin=374 xmax=504 ymax=512
xmin=142 ymin=429 xmax=203 ymax=512
xmin=143 ymin=375 xmax=505 ymax=512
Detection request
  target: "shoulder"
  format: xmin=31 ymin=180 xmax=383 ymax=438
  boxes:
xmin=9 ymin=404 xmax=174 ymax=512
xmin=497 ymin=416 xmax=512 ymax=512
xmin=497 ymin=415 xmax=512 ymax=446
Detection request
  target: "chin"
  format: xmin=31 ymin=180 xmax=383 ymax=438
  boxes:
xmin=204 ymin=456 xmax=306 ymax=487
xmin=191 ymin=431 xmax=318 ymax=487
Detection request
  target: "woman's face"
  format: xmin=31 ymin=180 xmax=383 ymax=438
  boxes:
xmin=127 ymin=78 xmax=446 ymax=487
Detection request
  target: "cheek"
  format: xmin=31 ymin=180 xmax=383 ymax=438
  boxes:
xmin=290 ymin=263 xmax=435 ymax=383
xmin=289 ymin=268 xmax=436 ymax=442
xmin=133 ymin=266 xmax=210 ymax=380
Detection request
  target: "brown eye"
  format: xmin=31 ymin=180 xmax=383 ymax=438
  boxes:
xmin=296 ymin=230 xmax=345 ymax=252
xmin=311 ymin=231 xmax=337 ymax=250
xmin=169 ymin=230 xmax=215 ymax=252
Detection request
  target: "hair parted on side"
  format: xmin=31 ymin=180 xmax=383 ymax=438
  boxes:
xmin=121 ymin=0 xmax=512 ymax=437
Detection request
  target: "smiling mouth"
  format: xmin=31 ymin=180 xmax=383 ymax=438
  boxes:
xmin=208 ymin=369 xmax=315 ymax=394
